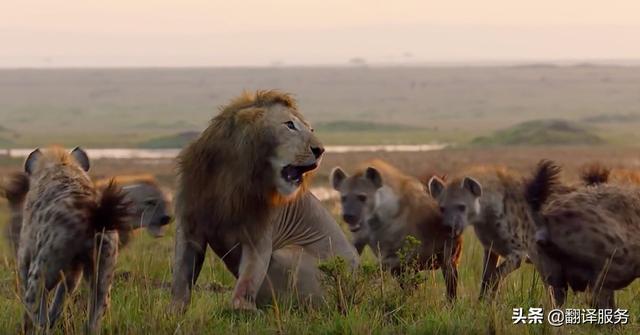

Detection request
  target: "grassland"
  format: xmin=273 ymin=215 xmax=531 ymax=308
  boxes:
xmin=4 ymin=65 xmax=640 ymax=147
xmin=1 ymin=147 xmax=639 ymax=334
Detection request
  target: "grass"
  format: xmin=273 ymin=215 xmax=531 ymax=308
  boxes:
xmin=1 ymin=147 xmax=640 ymax=334
xmin=1 ymin=202 xmax=638 ymax=334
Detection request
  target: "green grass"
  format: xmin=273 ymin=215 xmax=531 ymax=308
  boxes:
xmin=1 ymin=199 xmax=638 ymax=334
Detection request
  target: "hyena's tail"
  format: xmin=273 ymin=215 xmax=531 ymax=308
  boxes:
xmin=1 ymin=171 xmax=30 ymax=207
xmin=93 ymin=179 xmax=132 ymax=235
xmin=579 ymin=162 xmax=610 ymax=186
xmin=525 ymin=160 xmax=562 ymax=245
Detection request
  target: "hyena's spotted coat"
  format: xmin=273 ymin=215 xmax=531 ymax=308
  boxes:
xmin=428 ymin=164 xmax=607 ymax=300
xmin=18 ymin=147 xmax=130 ymax=334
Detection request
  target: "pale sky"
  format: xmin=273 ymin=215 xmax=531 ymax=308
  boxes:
xmin=3 ymin=0 xmax=640 ymax=67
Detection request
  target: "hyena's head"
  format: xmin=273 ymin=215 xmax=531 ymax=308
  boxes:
xmin=428 ymin=176 xmax=482 ymax=237
xmin=24 ymin=146 xmax=90 ymax=178
xmin=119 ymin=181 xmax=173 ymax=237
xmin=330 ymin=166 xmax=383 ymax=232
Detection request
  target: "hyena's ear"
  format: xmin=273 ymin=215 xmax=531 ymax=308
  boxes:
xmin=330 ymin=167 xmax=347 ymax=190
xmin=365 ymin=167 xmax=383 ymax=189
xmin=462 ymin=177 xmax=482 ymax=197
xmin=428 ymin=176 xmax=445 ymax=198
xmin=70 ymin=147 xmax=90 ymax=172
xmin=24 ymin=148 xmax=43 ymax=175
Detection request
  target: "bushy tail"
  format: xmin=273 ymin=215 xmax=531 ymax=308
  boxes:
xmin=525 ymin=160 xmax=563 ymax=246
xmin=525 ymin=160 xmax=562 ymax=213
xmin=1 ymin=172 xmax=30 ymax=207
xmin=92 ymin=180 xmax=132 ymax=235
xmin=580 ymin=162 xmax=610 ymax=186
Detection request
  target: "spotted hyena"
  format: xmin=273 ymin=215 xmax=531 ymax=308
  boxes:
xmin=18 ymin=147 xmax=130 ymax=333
xmin=2 ymin=173 xmax=172 ymax=254
xmin=428 ymin=163 xmax=607 ymax=300
xmin=526 ymin=160 xmax=637 ymax=309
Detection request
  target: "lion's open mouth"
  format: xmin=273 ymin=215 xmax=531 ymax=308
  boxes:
xmin=281 ymin=163 xmax=318 ymax=186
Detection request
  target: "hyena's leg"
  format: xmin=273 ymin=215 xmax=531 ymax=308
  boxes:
xmin=488 ymin=253 xmax=522 ymax=296
xmin=48 ymin=265 xmax=83 ymax=329
xmin=590 ymin=288 xmax=615 ymax=309
xmin=438 ymin=240 xmax=459 ymax=302
xmin=23 ymin=254 xmax=61 ymax=333
xmin=86 ymin=231 xmax=118 ymax=334
xmin=171 ymin=223 xmax=207 ymax=311
xmin=532 ymin=247 xmax=567 ymax=307
xmin=479 ymin=248 xmax=499 ymax=300
xmin=590 ymin=263 xmax=617 ymax=309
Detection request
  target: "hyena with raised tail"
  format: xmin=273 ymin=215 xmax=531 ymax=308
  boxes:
xmin=18 ymin=146 xmax=130 ymax=334
xmin=428 ymin=163 xmax=608 ymax=301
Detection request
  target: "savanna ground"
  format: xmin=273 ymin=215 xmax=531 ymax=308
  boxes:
xmin=3 ymin=65 xmax=640 ymax=148
xmin=1 ymin=147 xmax=639 ymax=334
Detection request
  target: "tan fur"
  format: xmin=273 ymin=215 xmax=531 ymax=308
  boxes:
xmin=176 ymin=90 xmax=313 ymax=243
xmin=333 ymin=159 xmax=462 ymax=300
xmin=172 ymin=90 xmax=357 ymax=311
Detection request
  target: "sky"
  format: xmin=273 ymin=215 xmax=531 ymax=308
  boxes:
xmin=3 ymin=0 xmax=640 ymax=67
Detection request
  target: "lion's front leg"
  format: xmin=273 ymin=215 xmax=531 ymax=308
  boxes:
xmin=232 ymin=234 xmax=272 ymax=310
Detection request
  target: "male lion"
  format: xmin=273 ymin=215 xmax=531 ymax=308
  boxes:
xmin=172 ymin=90 xmax=359 ymax=310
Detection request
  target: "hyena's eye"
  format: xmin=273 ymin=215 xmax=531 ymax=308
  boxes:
xmin=357 ymin=194 xmax=367 ymax=202
xmin=341 ymin=195 xmax=347 ymax=202
xmin=439 ymin=206 xmax=446 ymax=213
xmin=145 ymin=199 xmax=158 ymax=207
xmin=456 ymin=204 xmax=467 ymax=212
xmin=284 ymin=121 xmax=297 ymax=131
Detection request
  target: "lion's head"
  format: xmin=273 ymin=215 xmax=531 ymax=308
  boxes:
xmin=177 ymin=90 xmax=324 ymax=239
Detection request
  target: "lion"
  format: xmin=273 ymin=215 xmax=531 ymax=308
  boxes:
xmin=331 ymin=159 xmax=462 ymax=300
xmin=171 ymin=90 xmax=359 ymax=310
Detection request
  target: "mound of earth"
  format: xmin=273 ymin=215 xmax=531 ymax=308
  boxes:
xmin=472 ymin=119 xmax=604 ymax=146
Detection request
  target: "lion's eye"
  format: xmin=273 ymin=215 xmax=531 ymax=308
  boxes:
xmin=284 ymin=121 xmax=297 ymax=131
xmin=145 ymin=199 xmax=158 ymax=207
xmin=357 ymin=195 xmax=367 ymax=202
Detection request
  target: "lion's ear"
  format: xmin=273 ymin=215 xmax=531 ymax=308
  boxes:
xmin=365 ymin=167 xmax=383 ymax=189
xmin=330 ymin=167 xmax=347 ymax=190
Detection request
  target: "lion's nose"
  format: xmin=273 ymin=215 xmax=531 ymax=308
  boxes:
xmin=311 ymin=146 xmax=325 ymax=159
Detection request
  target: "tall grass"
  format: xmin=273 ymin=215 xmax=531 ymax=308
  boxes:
xmin=1 ymin=208 xmax=638 ymax=334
